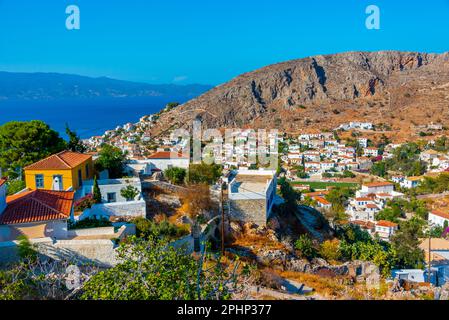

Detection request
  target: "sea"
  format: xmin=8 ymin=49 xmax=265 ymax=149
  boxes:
xmin=0 ymin=96 xmax=188 ymax=139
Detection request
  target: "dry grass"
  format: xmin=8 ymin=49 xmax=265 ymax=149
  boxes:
xmin=278 ymin=270 xmax=391 ymax=300
xmin=232 ymin=234 xmax=286 ymax=251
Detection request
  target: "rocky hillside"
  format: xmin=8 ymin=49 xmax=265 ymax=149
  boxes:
xmin=151 ymin=51 xmax=449 ymax=141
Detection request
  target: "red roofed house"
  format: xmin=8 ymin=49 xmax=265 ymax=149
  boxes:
xmin=375 ymin=220 xmax=398 ymax=241
xmin=428 ymin=210 xmax=449 ymax=228
xmin=0 ymin=183 xmax=74 ymax=242
xmin=145 ymin=150 xmax=190 ymax=173
xmin=24 ymin=151 xmax=94 ymax=192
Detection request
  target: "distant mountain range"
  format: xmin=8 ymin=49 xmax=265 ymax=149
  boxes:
xmin=0 ymin=72 xmax=213 ymax=101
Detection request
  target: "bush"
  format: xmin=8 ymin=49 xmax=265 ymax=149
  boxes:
xmin=131 ymin=217 xmax=189 ymax=240
xmin=187 ymin=163 xmax=222 ymax=185
xmin=295 ymin=234 xmax=317 ymax=259
xmin=319 ymin=239 xmax=341 ymax=262
xmin=6 ymin=179 xmax=26 ymax=196
xmin=68 ymin=217 xmax=112 ymax=230
xmin=120 ymin=185 xmax=139 ymax=201
xmin=74 ymin=194 xmax=96 ymax=212
xmin=164 ymin=167 xmax=187 ymax=185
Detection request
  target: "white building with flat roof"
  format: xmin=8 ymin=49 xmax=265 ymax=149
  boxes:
xmin=227 ymin=169 xmax=277 ymax=226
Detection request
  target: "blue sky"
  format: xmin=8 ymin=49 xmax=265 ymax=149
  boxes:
xmin=0 ymin=0 xmax=448 ymax=85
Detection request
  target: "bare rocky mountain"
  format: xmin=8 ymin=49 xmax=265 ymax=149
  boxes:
xmin=151 ymin=51 xmax=449 ymax=141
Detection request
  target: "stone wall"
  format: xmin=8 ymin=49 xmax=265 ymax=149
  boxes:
xmin=229 ymin=199 xmax=267 ymax=227
xmin=142 ymin=180 xmax=188 ymax=193
xmin=0 ymin=224 xmax=136 ymax=267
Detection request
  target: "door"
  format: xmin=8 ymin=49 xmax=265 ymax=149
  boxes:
xmin=52 ymin=175 xmax=63 ymax=191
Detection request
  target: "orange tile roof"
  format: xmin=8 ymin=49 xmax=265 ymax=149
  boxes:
xmin=376 ymin=220 xmax=398 ymax=228
xmin=0 ymin=190 xmax=74 ymax=225
xmin=147 ymin=151 xmax=189 ymax=159
xmin=366 ymin=203 xmax=379 ymax=209
xmin=355 ymin=197 xmax=374 ymax=201
xmin=24 ymin=151 xmax=92 ymax=170
xmin=314 ymin=196 xmax=331 ymax=205
xmin=304 ymin=191 xmax=330 ymax=197
xmin=430 ymin=210 xmax=449 ymax=220
xmin=0 ymin=179 xmax=6 ymax=187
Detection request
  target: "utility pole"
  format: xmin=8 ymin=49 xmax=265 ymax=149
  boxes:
xmin=220 ymin=180 xmax=225 ymax=256
xmin=428 ymin=233 xmax=432 ymax=284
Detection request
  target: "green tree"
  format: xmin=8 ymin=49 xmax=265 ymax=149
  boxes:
xmin=120 ymin=185 xmax=139 ymax=201
xmin=278 ymin=177 xmax=300 ymax=214
xmin=93 ymin=176 xmax=102 ymax=204
xmin=95 ymin=144 xmax=127 ymax=178
xmin=391 ymin=218 xmax=426 ymax=269
xmin=6 ymin=179 xmax=26 ymax=196
xmin=164 ymin=167 xmax=187 ymax=185
xmin=295 ymin=234 xmax=317 ymax=259
xmin=319 ymin=239 xmax=341 ymax=262
xmin=65 ymin=123 xmax=87 ymax=153
xmin=79 ymin=236 xmax=236 ymax=300
xmin=0 ymin=121 xmax=66 ymax=178
xmin=187 ymin=163 xmax=222 ymax=185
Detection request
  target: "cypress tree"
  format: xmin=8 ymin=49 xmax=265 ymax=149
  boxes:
xmin=93 ymin=176 xmax=102 ymax=204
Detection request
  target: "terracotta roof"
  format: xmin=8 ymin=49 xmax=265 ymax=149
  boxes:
xmin=314 ymin=196 xmax=331 ymax=205
xmin=430 ymin=210 xmax=449 ymax=220
xmin=376 ymin=220 xmax=398 ymax=228
xmin=24 ymin=151 xmax=92 ymax=170
xmin=0 ymin=190 xmax=74 ymax=225
xmin=304 ymin=191 xmax=330 ymax=197
xmin=356 ymin=197 xmax=374 ymax=201
xmin=0 ymin=179 xmax=6 ymax=187
xmin=147 ymin=151 xmax=189 ymax=159
xmin=366 ymin=203 xmax=379 ymax=209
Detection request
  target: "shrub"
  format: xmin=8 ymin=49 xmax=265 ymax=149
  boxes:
xmin=68 ymin=217 xmax=112 ymax=230
xmin=120 ymin=185 xmax=139 ymax=201
xmin=164 ymin=167 xmax=186 ymax=185
xmin=131 ymin=217 xmax=189 ymax=240
xmin=6 ymin=179 xmax=26 ymax=196
xmin=74 ymin=194 xmax=96 ymax=212
xmin=294 ymin=234 xmax=317 ymax=259
xmin=319 ymin=239 xmax=341 ymax=262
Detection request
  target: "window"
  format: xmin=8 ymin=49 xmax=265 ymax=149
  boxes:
xmin=107 ymin=192 xmax=116 ymax=203
xmin=35 ymin=174 xmax=44 ymax=188
xmin=85 ymin=164 xmax=89 ymax=178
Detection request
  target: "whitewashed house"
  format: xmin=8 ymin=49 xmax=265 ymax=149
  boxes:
xmin=428 ymin=210 xmax=449 ymax=228
xmin=375 ymin=220 xmax=398 ymax=241
xmin=227 ymin=169 xmax=277 ymax=227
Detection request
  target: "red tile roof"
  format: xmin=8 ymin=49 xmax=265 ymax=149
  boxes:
xmin=0 ymin=190 xmax=74 ymax=225
xmin=0 ymin=179 xmax=6 ymax=187
xmin=376 ymin=220 xmax=398 ymax=228
xmin=147 ymin=151 xmax=189 ymax=159
xmin=314 ymin=196 xmax=331 ymax=205
xmin=24 ymin=151 xmax=92 ymax=170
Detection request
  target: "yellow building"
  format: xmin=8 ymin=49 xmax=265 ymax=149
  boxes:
xmin=24 ymin=151 xmax=94 ymax=191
